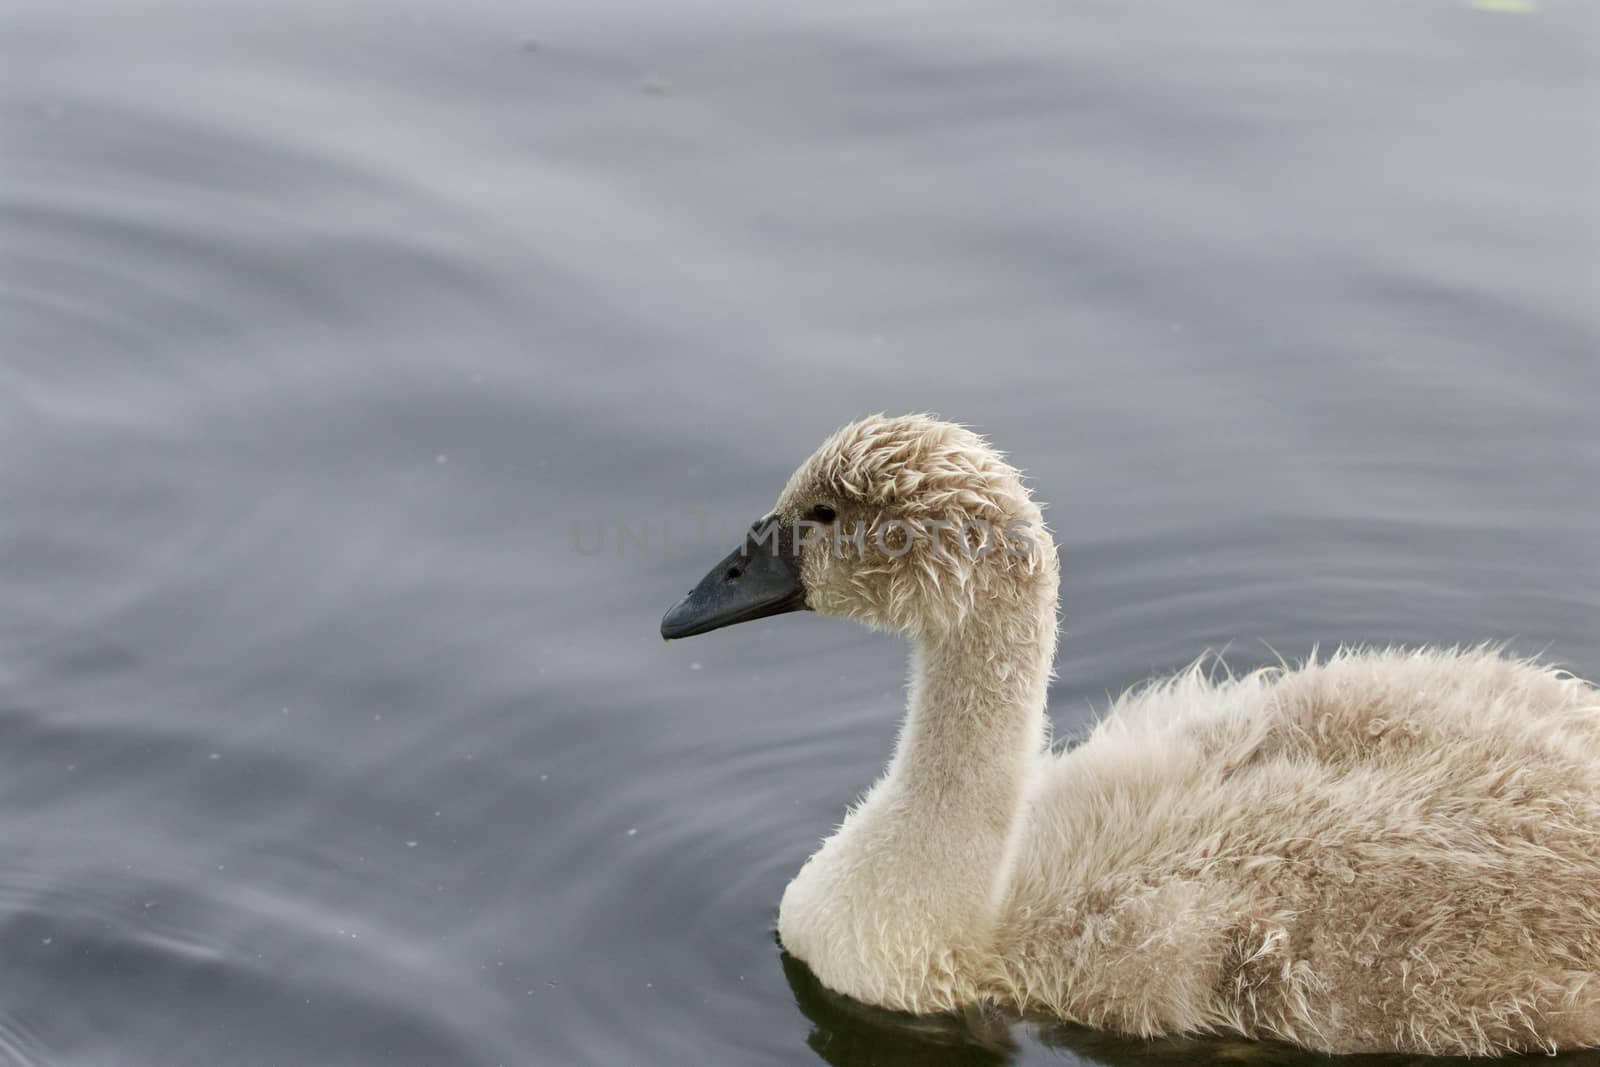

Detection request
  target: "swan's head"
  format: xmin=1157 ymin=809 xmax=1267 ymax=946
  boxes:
xmin=661 ymin=413 xmax=1055 ymax=640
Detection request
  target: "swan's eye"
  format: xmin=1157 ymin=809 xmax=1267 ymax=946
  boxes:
xmin=810 ymin=504 xmax=837 ymax=524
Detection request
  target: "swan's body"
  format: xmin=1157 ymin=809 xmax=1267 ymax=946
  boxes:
xmin=662 ymin=414 xmax=1600 ymax=1057
xmin=780 ymin=645 xmax=1600 ymax=1056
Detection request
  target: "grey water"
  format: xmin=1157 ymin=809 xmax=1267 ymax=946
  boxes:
xmin=2 ymin=1 xmax=1597 ymax=1064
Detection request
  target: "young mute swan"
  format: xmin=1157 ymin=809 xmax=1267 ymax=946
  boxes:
xmin=659 ymin=414 xmax=1600 ymax=1057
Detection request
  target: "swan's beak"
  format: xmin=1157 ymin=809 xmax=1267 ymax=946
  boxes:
xmin=660 ymin=516 xmax=809 ymax=640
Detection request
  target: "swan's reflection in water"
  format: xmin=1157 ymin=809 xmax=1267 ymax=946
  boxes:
xmin=779 ymin=948 xmax=1600 ymax=1067
xmin=781 ymin=949 xmax=1016 ymax=1067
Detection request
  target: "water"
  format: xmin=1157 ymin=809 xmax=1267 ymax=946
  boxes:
xmin=2 ymin=0 xmax=1596 ymax=1063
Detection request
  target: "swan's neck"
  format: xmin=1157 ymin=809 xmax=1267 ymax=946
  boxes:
xmin=878 ymin=605 xmax=1056 ymax=902
xmin=780 ymin=579 xmax=1057 ymax=1006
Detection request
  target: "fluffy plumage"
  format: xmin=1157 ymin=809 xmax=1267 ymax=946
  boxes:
xmin=770 ymin=414 xmax=1600 ymax=1057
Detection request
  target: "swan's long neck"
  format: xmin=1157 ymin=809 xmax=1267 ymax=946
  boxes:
xmin=880 ymin=596 xmax=1057 ymax=910
xmin=779 ymin=566 xmax=1058 ymax=1007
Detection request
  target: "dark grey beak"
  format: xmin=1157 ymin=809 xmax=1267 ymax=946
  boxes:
xmin=660 ymin=516 xmax=809 ymax=640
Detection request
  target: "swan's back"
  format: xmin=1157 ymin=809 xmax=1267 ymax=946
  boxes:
xmin=995 ymin=647 xmax=1600 ymax=1056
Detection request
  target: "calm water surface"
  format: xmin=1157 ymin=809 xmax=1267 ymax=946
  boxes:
xmin=3 ymin=1 xmax=1597 ymax=1064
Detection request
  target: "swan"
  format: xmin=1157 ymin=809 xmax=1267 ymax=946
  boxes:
xmin=659 ymin=413 xmax=1600 ymax=1057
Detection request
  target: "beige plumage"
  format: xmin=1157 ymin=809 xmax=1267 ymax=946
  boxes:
xmin=671 ymin=413 xmax=1600 ymax=1056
